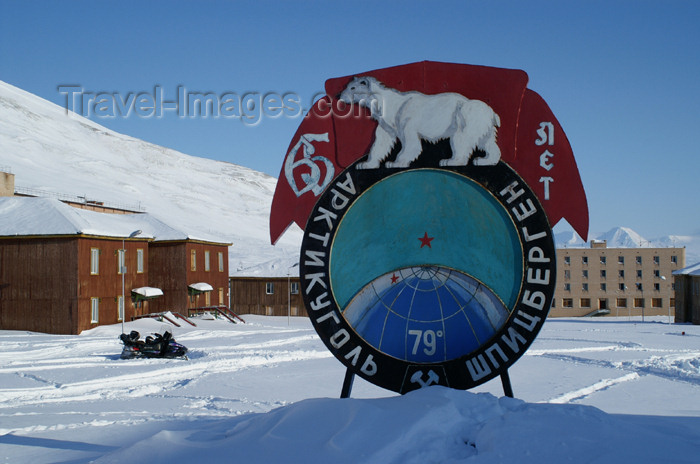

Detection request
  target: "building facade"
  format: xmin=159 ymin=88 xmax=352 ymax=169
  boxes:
xmin=0 ymin=170 xmax=13 ymax=197
xmin=0 ymin=235 xmax=151 ymax=334
xmin=551 ymin=241 xmax=685 ymax=318
xmin=148 ymin=240 xmax=230 ymax=315
xmin=673 ymin=263 xmax=700 ymax=324
xmin=229 ymin=276 xmax=303 ymax=317
xmin=0 ymin=197 xmax=230 ymax=334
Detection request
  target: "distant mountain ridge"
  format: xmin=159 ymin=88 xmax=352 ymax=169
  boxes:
xmin=555 ymin=226 xmax=700 ymax=265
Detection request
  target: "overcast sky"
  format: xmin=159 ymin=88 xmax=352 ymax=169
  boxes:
xmin=1 ymin=0 xmax=698 ymax=239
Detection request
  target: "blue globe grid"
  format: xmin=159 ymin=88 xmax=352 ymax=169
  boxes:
xmin=342 ymin=266 xmax=510 ymax=363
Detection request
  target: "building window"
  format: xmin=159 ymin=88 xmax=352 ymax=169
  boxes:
xmin=564 ymin=283 xmax=571 ymax=291
xmin=191 ymin=250 xmax=196 ymax=271
xmin=636 ymin=256 xmax=642 ymax=265
xmin=266 ymin=282 xmax=274 ymax=294
xmin=218 ymin=252 xmax=224 ymax=272
xmin=618 ymin=256 xmax=624 ymax=264
xmin=616 ymin=298 xmax=627 ymax=308
xmin=653 ymin=269 xmax=660 ymax=278
xmin=117 ymin=296 xmax=124 ymax=321
xmin=600 ymin=256 xmax=606 ymax=265
xmin=619 ymin=283 xmax=626 ymax=291
xmin=582 ymin=256 xmax=588 ymax=265
xmin=653 ymin=256 xmax=660 ymax=265
xmin=600 ymin=269 xmax=606 ymax=278
xmin=671 ymin=255 xmax=677 ymax=264
xmin=564 ymin=256 xmax=570 ymax=265
xmin=636 ymin=270 xmax=643 ymax=278
xmin=580 ymin=298 xmax=591 ymax=308
xmin=636 ymin=283 xmax=643 ymax=291
xmin=619 ymin=270 xmax=625 ymax=278
xmin=651 ymin=298 xmax=662 ymax=308
xmin=582 ymin=283 xmax=588 ymax=292
xmin=116 ymin=248 xmax=124 ymax=275
xmin=204 ymin=251 xmax=211 ymax=272
xmin=290 ymin=282 xmax=299 ymax=294
xmin=634 ymin=298 xmax=645 ymax=308
xmin=91 ymin=298 xmax=99 ymax=323
xmin=654 ymin=283 xmax=660 ymax=291
xmin=137 ymin=249 xmax=144 ymax=273
xmin=90 ymin=248 xmax=100 ymax=275
xmin=564 ymin=270 xmax=571 ymax=279
xmin=562 ymin=298 xmax=573 ymax=308
xmin=600 ymin=283 xmax=607 ymax=291
xmin=582 ymin=270 xmax=588 ymax=279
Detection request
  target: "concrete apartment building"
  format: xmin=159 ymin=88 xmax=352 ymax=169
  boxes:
xmin=551 ymin=241 xmax=685 ymax=318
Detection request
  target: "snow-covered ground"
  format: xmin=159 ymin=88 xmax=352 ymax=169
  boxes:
xmin=1 ymin=316 xmax=699 ymax=463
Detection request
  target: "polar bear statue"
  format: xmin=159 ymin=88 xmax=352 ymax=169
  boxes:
xmin=339 ymin=76 xmax=501 ymax=169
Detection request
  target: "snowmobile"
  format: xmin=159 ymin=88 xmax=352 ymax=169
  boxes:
xmin=119 ymin=330 xmax=188 ymax=360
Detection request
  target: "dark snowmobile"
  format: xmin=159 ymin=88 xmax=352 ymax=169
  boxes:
xmin=119 ymin=330 xmax=188 ymax=360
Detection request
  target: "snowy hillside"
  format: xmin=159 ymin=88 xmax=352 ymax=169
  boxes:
xmin=0 ymin=81 xmax=302 ymax=276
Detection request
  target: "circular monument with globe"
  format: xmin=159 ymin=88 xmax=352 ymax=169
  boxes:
xmin=270 ymin=61 xmax=588 ymax=396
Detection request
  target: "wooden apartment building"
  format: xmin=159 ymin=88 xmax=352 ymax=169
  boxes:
xmin=0 ymin=197 xmax=230 ymax=334
xmin=673 ymin=262 xmax=700 ymax=324
xmin=229 ymin=276 xmax=303 ymax=317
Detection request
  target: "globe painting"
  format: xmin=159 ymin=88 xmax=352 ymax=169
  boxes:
xmin=342 ymin=266 xmax=509 ymax=363
xmin=329 ymin=169 xmax=523 ymax=365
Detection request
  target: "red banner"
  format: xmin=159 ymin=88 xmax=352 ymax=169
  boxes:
xmin=270 ymin=61 xmax=588 ymax=244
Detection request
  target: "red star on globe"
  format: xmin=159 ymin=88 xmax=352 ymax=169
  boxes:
xmin=391 ymin=273 xmax=399 ymax=284
xmin=418 ymin=232 xmax=434 ymax=248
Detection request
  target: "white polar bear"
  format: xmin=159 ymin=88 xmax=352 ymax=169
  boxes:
xmin=338 ymin=76 xmax=501 ymax=169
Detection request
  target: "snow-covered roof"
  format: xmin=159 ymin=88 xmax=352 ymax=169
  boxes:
xmin=131 ymin=287 xmax=164 ymax=298
xmin=0 ymin=197 xmax=230 ymax=244
xmin=672 ymin=262 xmax=700 ymax=276
xmin=188 ymin=282 xmax=213 ymax=292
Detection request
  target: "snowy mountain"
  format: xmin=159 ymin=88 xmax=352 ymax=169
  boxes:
xmin=597 ymin=226 xmax=649 ymax=248
xmin=553 ymin=228 xmax=587 ymax=248
xmin=654 ymin=234 xmax=700 ymax=265
xmin=0 ymin=81 xmax=302 ymax=276
xmin=555 ymin=225 xmax=700 ymax=265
